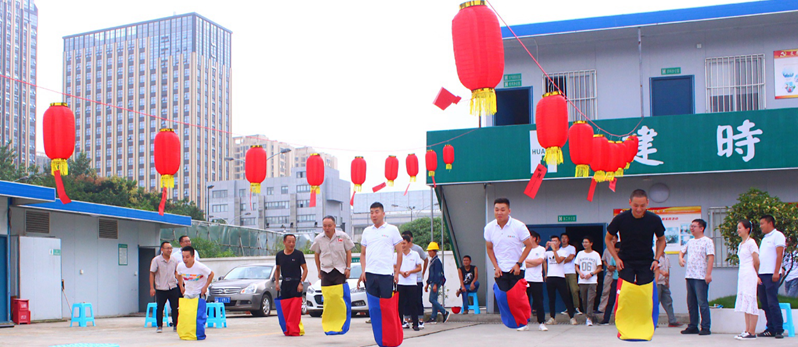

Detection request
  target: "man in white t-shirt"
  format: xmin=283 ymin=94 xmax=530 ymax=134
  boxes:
xmin=524 ymin=230 xmax=547 ymax=331
xmin=574 ymin=236 xmax=602 ymax=326
xmin=358 ymin=202 xmax=403 ymax=300
xmin=678 ymin=219 xmax=714 ymax=335
xmin=544 ymin=235 xmax=577 ymax=325
xmin=782 ymin=236 xmax=798 ymax=298
xmin=756 ymin=215 xmax=786 ymax=338
xmin=395 ymin=235 xmax=423 ymax=331
xmin=172 ymin=235 xmax=200 ymax=263
xmin=561 ymin=233 xmax=580 ymax=315
xmin=177 ymin=246 xmax=214 ymax=299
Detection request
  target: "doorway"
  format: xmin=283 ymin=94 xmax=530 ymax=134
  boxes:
xmin=0 ymin=235 xmax=7 ymax=323
xmin=650 ymin=76 xmax=694 ymax=116
xmin=494 ymin=87 xmax=532 ymax=126
xmin=138 ymin=246 xmax=158 ymax=312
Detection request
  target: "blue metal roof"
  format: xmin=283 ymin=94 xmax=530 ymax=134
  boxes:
xmin=501 ymin=0 xmax=798 ymax=38
xmin=0 ymin=180 xmax=55 ymax=205
xmin=26 ymin=200 xmax=192 ymax=227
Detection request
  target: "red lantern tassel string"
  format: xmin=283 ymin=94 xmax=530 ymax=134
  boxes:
xmin=587 ymin=179 xmax=597 ymax=202
xmin=310 ymin=188 xmax=317 ymax=208
xmin=158 ymin=187 xmax=167 ymax=215
xmin=249 ymin=191 xmax=253 ymax=211
xmin=404 ymin=183 xmax=410 ymax=196
xmin=54 ymin=170 xmax=71 ymax=204
xmin=350 ymin=191 xmax=356 ymax=207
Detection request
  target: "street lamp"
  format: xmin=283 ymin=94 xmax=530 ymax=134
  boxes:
xmin=224 ymin=147 xmax=292 ymax=163
xmin=391 ymin=204 xmax=416 ymax=221
xmin=206 ymin=184 xmax=215 ymax=222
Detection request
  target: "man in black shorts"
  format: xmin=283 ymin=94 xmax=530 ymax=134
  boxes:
xmin=604 ymin=189 xmax=666 ymax=285
xmin=275 ymin=234 xmax=308 ymax=299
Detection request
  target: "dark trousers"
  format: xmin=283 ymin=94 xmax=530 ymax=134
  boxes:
xmin=495 ymin=270 xmax=525 ymax=292
xmin=758 ymin=274 xmax=784 ymax=334
xmin=461 ymin=281 xmax=480 ymax=313
xmin=602 ymin=279 xmax=618 ymax=323
xmin=686 ymin=278 xmax=711 ymax=331
xmin=618 ymin=259 xmax=655 ymax=285
xmin=416 ymin=282 xmax=425 ymax=317
xmin=156 ymin=287 xmax=180 ymax=328
xmin=546 ymin=277 xmax=575 ymax=318
xmin=321 ymin=269 xmax=347 ymax=286
xmin=280 ymin=280 xmax=302 ymax=299
xmin=526 ymin=282 xmax=545 ymax=324
xmin=398 ymin=284 xmax=419 ymax=327
xmin=366 ymin=273 xmax=394 ymax=299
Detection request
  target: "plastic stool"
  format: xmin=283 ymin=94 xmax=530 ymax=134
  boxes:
xmin=144 ymin=302 xmax=172 ymax=327
xmin=464 ymin=292 xmax=480 ymax=314
xmin=69 ymin=303 xmax=96 ymax=327
xmin=780 ymin=303 xmax=795 ymax=337
xmin=206 ymin=302 xmax=227 ymax=328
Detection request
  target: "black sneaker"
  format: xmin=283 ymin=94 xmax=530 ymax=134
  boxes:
xmin=775 ymin=332 xmax=784 ymax=339
xmin=443 ymin=311 xmax=451 ymax=323
xmin=681 ymin=327 xmax=700 ymax=334
xmin=699 ymin=329 xmax=711 ymax=336
xmin=757 ymin=331 xmax=775 ymax=337
xmin=413 ymin=325 xmax=420 ymax=331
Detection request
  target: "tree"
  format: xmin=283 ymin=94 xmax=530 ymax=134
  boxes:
xmin=0 ymin=141 xmax=45 ymax=183
xmin=719 ymin=188 xmax=798 ymax=285
xmin=399 ymin=217 xmax=451 ymax=250
xmin=173 ymin=236 xmax=234 ymax=259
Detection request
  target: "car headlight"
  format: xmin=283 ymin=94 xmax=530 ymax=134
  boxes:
xmin=240 ymin=283 xmax=258 ymax=294
xmin=308 ymin=287 xmax=315 ymax=294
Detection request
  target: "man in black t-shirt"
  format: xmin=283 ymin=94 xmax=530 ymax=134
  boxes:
xmin=605 ymin=189 xmax=666 ymax=285
xmin=275 ymin=234 xmax=308 ymax=299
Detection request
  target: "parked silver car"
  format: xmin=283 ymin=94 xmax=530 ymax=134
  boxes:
xmin=207 ymin=263 xmax=309 ymax=317
xmin=306 ymin=264 xmax=368 ymax=317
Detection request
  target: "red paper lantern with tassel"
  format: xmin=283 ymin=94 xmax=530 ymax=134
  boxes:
xmin=425 ymin=149 xmax=438 ymax=187
xmin=307 ymin=153 xmax=324 ymax=207
xmin=245 ymin=145 xmax=267 ymax=193
xmin=590 ymin=135 xmax=609 ymax=182
xmin=42 ymin=103 xmax=75 ymax=204
xmin=451 ymin=0 xmax=504 ymax=117
xmin=385 ymin=155 xmax=398 ymax=186
xmin=351 ymin=156 xmax=366 ymax=192
xmin=535 ymin=92 xmax=569 ymax=166
xmin=443 ymin=144 xmax=454 ymax=170
xmin=154 ymin=128 xmax=180 ymax=215
xmin=609 ymin=141 xmax=625 ymax=179
xmin=568 ymin=121 xmax=593 ymax=177
xmin=406 ymin=154 xmax=419 ymax=182
xmin=624 ymin=135 xmax=639 ymax=170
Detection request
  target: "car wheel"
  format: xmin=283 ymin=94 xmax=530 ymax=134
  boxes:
xmin=252 ymin=293 xmax=272 ymax=317
xmin=309 ymin=311 xmax=322 ymax=318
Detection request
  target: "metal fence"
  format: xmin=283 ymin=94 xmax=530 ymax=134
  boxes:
xmin=542 ymin=69 xmax=598 ymax=121
xmin=708 ymin=206 xmax=736 ymax=268
xmin=160 ymin=221 xmax=314 ymax=257
xmin=705 ymin=54 xmax=766 ymax=113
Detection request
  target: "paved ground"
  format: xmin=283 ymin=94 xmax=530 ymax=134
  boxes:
xmin=0 ymin=313 xmax=794 ymax=347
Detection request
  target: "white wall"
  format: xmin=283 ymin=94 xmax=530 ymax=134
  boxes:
xmin=0 ymin=198 xmax=7 ymax=236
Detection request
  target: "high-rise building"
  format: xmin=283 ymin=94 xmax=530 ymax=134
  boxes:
xmin=0 ymin=0 xmax=37 ymax=167
xmin=62 ymin=13 xmax=232 ymax=209
xmin=230 ymin=135 xmax=338 ymax=180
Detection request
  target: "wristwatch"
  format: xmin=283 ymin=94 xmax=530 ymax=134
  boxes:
xmin=516 ymin=262 xmax=522 ymax=267
xmin=345 ymin=267 xmax=351 ymax=270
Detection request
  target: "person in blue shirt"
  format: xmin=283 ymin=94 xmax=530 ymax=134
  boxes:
xmin=600 ymin=242 xmax=621 ymax=325
xmin=425 ymin=242 xmax=449 ymax=323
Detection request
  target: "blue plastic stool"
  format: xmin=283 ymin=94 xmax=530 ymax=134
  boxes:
xmin=780 ymin=303 xmax=795 ymax=337
xmin=69 ymin=303 xmax=96 ymax=327
xmin=206 ymin=302 xmax=227 ymax=328
xmin=144 ymin=302 xmax=172 ymax=327
xmin=464 ymin=292 xmax=480 ymax=314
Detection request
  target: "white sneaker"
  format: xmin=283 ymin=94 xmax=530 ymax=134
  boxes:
xmin=545 ymin=317 xmax=556 ymax=325
xmin=586 ymin=318 xmax=593 ymax=326
xmin=402 ymin=322 xmax=410 ymax=329
xmin=576 ymin=308 xmax=583 ymax=315
xmin=570 ymin=318 xmax=578 ymax=325
xmin=516 ymin=325 xmax=529 ymax=331
xmin=539 ymin=323 xmax=549 ymax=331
xmin=418 ymin=322 xmax=425 ymax=329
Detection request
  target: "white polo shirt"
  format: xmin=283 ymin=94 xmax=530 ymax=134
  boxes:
xmin=361 ymin=223 xmax=403 ymax=276
xmin=759 ymin=229 xmax=786 ymax=275
xmin=524 ymin=246 xmax=546 ymax=283
xmin=563 ymin=244 xmax=577 ymax=274
xmin=483 ymin=217 xmax=530 ymax=272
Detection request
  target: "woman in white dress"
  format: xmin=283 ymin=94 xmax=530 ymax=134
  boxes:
xmin=734 ymin=220 xmax=760 ymax=340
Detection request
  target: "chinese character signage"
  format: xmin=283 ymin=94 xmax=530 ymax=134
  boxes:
xmin=426 ymin=108 xmax=798 ymax=184
xmin=774 ymin=49 xmax=798 ymax=99
xmin=613 ymin=206 xmax=702 ymax=254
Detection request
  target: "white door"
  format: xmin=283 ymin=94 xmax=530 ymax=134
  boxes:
xmin=19 ymin=236 xmax=62 ymax=320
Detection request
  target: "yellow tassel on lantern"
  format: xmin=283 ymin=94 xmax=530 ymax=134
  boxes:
xmin=624 ymin=162 xmax=631 ymax=170
xmin=593 ymin=170 xmax=606 ymax=183
xmin=250 ymin=182 xmax=261 ymax=194
xmin=160 ymin=174 xmax=174 ymax=188
xmin=314 ymin=186 xmax=321 ymax=194
xmin=387 ymin=180 xmax=394 ymax=187
xmin=615 ymin=168 xmax=624 ymax=177
xmin=544 ymin=147 xmax=564 ymax=166
xmin=50 ymin=158 xmax=69 ymax=176
xmin=445 ymin=164 xmax=452 ymax=170
xmin=354 ymin=184 xmax=362 ymax=192
xmin=605 ymin=171 xmax=615 ymax=182
xmin=470 ymin=88 xmax=497 ymax=117
xmin=429 ymin=171 xmax=435 ymax=177
xmin=575 ymin=164 xmax=590 ymax=178
xmin=410 ymin=176 xmax=416 ymax=182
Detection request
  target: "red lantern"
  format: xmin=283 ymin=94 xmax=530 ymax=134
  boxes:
xmin=351 ymin=156 xmax=367 ymax=192
xmin=43 ymin=102 xmax=75 ymax=204
xmin=536 ymin=92 xmax=569 ymax=166
xmin=608 ymin=141 xmax=625 ymax=180
xmin=452 ymin=0 xmax=504 ymax=117
xmin=406 ymin=154 xmax=419 ymax=182
xmin=154 ymin=128 xmax=181 ymax=215
xmin=426 ymin=149 xmax=438 ymax=187
xmin=624 ymin=135 xmax=639 ymax=170
xmin=568 ymin=121 xmax=593 ymax=177
xmin=590 ymin=135 xmax=610 ymax=182
xmin=306 ymin=153 xmax=324 ymax=194
xmin=443 ymin=144 xmax=454 ymax=170
xmin=245 ymin=145 xmax=267 ymax=193
xmin=385 ymin=155 xmax=399 ymax=186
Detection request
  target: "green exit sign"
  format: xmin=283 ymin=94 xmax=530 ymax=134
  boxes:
xmin=503 ymin=73 xmax=522 ymax=87
xmin=557 ymin=215 xmax=577 ymax=223
xmin=50 ymin=249 xmax=61 ymax=256
xmin=661 ymin=67 xmax=681 ymax=75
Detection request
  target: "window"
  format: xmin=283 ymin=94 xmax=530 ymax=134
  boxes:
xmin=211 ymin=190 xmax=228 ymax=198
xmin=265 ymin=201 xmax=289 ymax=209
xmin=280 ymin=185 xmax=288 ymax=194
xmin=296 ymin=199 xmax=310 ymax=208
xmin=705 ymin=54 xmax=765 ymax=113
xmin=238 ymin=189 xmax=246 ymax=197
xmin=241 ymin=217 xmax=256 ymax=226
xmin=297 ymin=214 xmax=315 ymax=222
xmin=296 ymin=184 xmax=311 ymax=193
xmin=211 ymin=204 xmax=228 ymax=212
xmin=542 ymin=70 xmax=597 ymax=120
xmin=265 ymin=216 xmax=289 ymax=224
xmin=296 ymin=171 xmax=305 ymax=178
xmin=266 ymin=187 xmax=274 ymax=195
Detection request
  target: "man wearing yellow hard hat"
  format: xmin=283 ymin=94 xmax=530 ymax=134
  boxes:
xmin=424 ymin=241 xmax=449 ymax=323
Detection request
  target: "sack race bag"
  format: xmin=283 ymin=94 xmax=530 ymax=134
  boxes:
xmin=321 ymin=283 xmax=351 ymax=335
xmin=177 ymin=297 xmax=207 ymax=340
xmin=493 ymin=279 xmax=531 ymax=329
xmin=614 ymin=279 xmax=659 ymax=341
xmin=366 ymin=292 xmax=403 ymax=347
xmin=275 ymin=296 xmax=305 ymax=336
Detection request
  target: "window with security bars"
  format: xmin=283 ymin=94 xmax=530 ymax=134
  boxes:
xmin=542 ymin=70 xmax=597 ymax=121
xmin=705 ymin=54 xmax=765 ymax=113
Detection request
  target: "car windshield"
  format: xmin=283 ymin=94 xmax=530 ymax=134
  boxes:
xmin=224 ymin=266 xmax=273 ymax=280
xmin=348 ymin=265 xmax=362 ymax=279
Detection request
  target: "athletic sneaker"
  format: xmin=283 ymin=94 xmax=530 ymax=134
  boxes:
xmin=575 ymin=308 xmax=583 ymax=315
xmin=366 ymin=319 xmax=371 ymax=324
xmin=516 ymin=325 xmax=529 ymax=331
xmin=545 ymin=317 xmax=556 ymax=325
xmin=418 ymin=321 xmax=425 ymax=329
xmin=156 ymin=327 xmax=163 ymax=333
xmin=443 ymin=311 xmax=451 ymax=323
xmin=539 ymin=323 xmax=549 ymax=331
xmin=413 ymin=325 xmax=420 ymax=331
xmin=570 ymin=318 xmax=578 ymax=325
xmin=736 ymin=332 xmax=756 ymax=340
xmin=402 ymin=322 xmax=410 ymax=329
xmin=599 ymin=321 xmax=610 ymax=326
xmin=586 ymin=318 xmax=593 ymax=326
